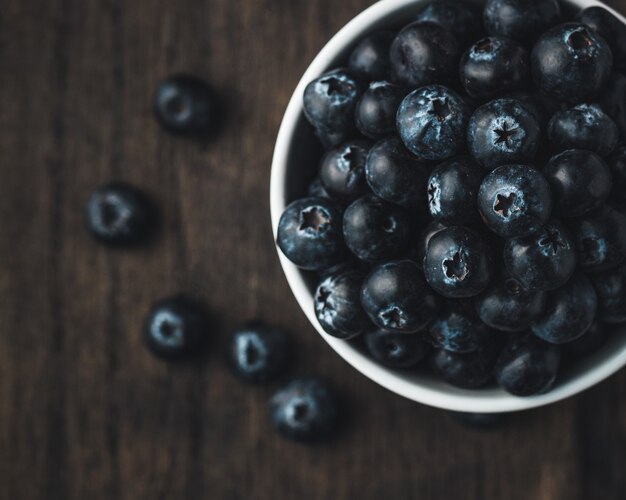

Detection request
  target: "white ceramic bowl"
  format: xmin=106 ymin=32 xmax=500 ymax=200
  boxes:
xmin=270 ymin=0 xmax=626 ymax=413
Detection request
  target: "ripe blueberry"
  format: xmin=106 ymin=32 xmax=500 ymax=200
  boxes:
xmin=431 ymin=343 xmax=497 ymax=389
xmin=229 ymin=323 xmax=289 ymax=383
xmin=364 ymin=328 xmax=430 ymax=368
xmin=355 ymin=81 xmax=407 ymax=140
xmin=319 ymin=140 xmax=371 ymax=202
xmin=589 ymin=264 xmax=626 ymax=324
xmin=348 ymin=31 xmax=394 ymax=81
xmin=429 ymin=301 xmax=492 ymax=353
xmin=483 ymin=0 xmax=561 ymax=44
xmin=415 ymin=1 xmax=482 ymax=46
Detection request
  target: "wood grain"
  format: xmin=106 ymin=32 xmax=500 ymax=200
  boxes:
xmin=0 ymin=0 xmax=625 ymax=499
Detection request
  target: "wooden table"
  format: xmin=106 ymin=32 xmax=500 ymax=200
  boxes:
xmin=1 ymin=0 xmax=625 ymax=498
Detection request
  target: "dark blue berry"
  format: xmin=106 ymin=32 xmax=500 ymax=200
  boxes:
xmin=531 ymin=23 xmax=613 ymax=103
xmin=478 ymin=164 xmax=552 ymax=239
xmin=544 ymin=150 xmax=612 ymax=217
xmin=579 ymin=6 xmax=626 ymax=73
xmin=153 ymin=75 xmax=218 ymax=136
xmin=85 ymin=183 xmax=154 ymax=246
xmin=229 ymin=323 xmax=289 ymax=383
xmin=365 ymin=136 xmax=432 ymax=209
xmin=460 ymin=36 xmax=529 ymax=99
xmin=348 ymin=31 xmax=394 ymax=81
xmin=390 ymin=22 xmax=460 ymax=88
xmin=599 ymin=72 xmax=626 ymax=139
xmin=504 ymin=219 xmax=577 ymax=291
xmin=270 ymin=378 xmax=338 ymax=442
xmin=495 ymin=333 xmax=560 ymax=396
xmin=531 ymin=274 xmax=598 ymax=344
xmin=343 ymin=194 xmax=411 ymax=263
xmin=319 ymin=140 xmax=371 ymax=202
xmin=314 ymin=268 xmax=370 ymax=339
xmin=416 ymin=220 xmax=447 ymax=266
xmin=547 ymin=104 xmax=618 ymax=157
xmin=589 ymin=264 xmax=626 ymax=324
xmin=608 ymin=146 xmax=626 ymax=212
xmin=277 ymin=197 xmax=345 ymax=271
xmin=429 ymin=301 xmax=491 ymax=353
xmin=355 ymin=82 xmax=407 ymax=140
xmin=467 ymin=99 xmax=541 ymax=171
xmin=427 ymin=157 xmax=484 ymax=225
xmin=483 ymin=0 xmax=561 ymax=44
xmin=361 ymin=260 xmax=439 ymax=333
xmin=570 ymin=205 xmax=626 ymax=272
xmin=303 ymin=68 xmax=365 ymax=149
xmin=364 ymin=328 xmax=430 ymax=368
xmin=424 ymin=226 xmax=494 ymax=298
xmin=475 ymin=273 xmax=547 ymax=332
xmin=415 ymin=1 xmax=482 ymax=46
xmin=397 ymin=85 xmax=470 ymax=161
xmin=431 ymin=343 xmax=497 ymax=389
xmin=143 ymin=296 xmax=209 ymax=359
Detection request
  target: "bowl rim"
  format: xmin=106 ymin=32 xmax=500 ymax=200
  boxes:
xmin=270 ymin=0 xmax=626 ymax=413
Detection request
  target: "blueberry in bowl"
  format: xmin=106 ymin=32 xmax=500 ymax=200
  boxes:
xmin=271 ymin=0 xmax=626 ymax=413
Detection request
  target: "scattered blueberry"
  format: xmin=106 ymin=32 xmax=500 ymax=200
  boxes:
xmin=153 ymin=75 xmax=218 ymax=136
xmin=277 ymin=197 xmax=345 ymax=271
xmin=143 ymin=296 xmax=209 ymax=359
xmin=397 ymin=85 xmax=470 ymax=161
xmin=429 ymin=301 xmax=491 ymax=353
xmin=579 ymin=6 xmax=626 ymax=73
xmin=364 ymin=328 xmax=430 ymax=368
xmin=355 ymin=81 xmax=407 ymax=140
xmin=415 ymin=1 xmax=482 ymax=46
xmin=424 ymin=226 xmax=494 ymax=298
xmin=467 ymin=98 xmax=542 ymax=170
xmin=495 ymin=333 xmax=560 ymax=396
xmin=365 ymin=136 xmax=432 ymax=209
xmin=348 ymin=31 xmax=395 ymax=81
xmin=431 ymin=343 xmax=497 ymax=389
xmin=460 ymin=36 xmax=530 ymax=100
xmin=319 ymin=140 xmax=371 ymax=202
xmin=531 ymin=23 xmax=613 ymax=103
xmin=478 ymin=164 xmax=552 ymax=239
xmin=427 ymin=157 xmax=484 ymax=225
xmin=483 ymin=0 xmax=561 ymax=44
xmin=361 ymin=260 xmax=439 ymax=333
xmin=589 ymin=264 xmax=626 ymax=324
xmin=503 ymin=219 xmax=577 ymax=291
xmin=270 ymin=378 xmax=338 ymax=442
xmin=228 ymin=323 xmax=289 ymax=383
xmin=475 ymin=273 xmax=547 ymax=332
xmin=390 ymin=22 xmax=460 ymax=88
xmin=85 ymin=183 xmax=154 ymax=246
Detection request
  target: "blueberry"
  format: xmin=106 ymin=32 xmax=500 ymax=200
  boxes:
xmin=475 ymin=273 xmax=547 ymax=332
xmin=503 ymin=219 xmax=577 ymax=291
xmin=319 ymin=140 xmax=371 ymax=202
xmin=495 ymin=333 xmax=560 ymax=396
xmin=85 ymin=183 xmax=154 ymax=246
xmin=307 ymin=177 xmax=331 ymax=199
xmin=355 ymin=82 xmax=407 ymax=140
xmin=343 ymin=194 xmax=411 ymax=263
xmin=424 ymin=226 xmax=494 ymax=298
xmin=153 ymin=75 xmax=218 ymax=136
xmin=483 ymin=0 xmax=561 ymax=44
xmin=531 ymin=23 xmax=613 ymax=103
xmin=460 ymin=37 xmax=530 ymax=100
xmin=416 ymin=220 xmax=447 ymax=266
xmin=397 ymin=85 xmax=470 ymax=161
xmin=589 ymin=264 xmax=626 ymax=324
xmin=547 ymin=104 xmax=618 ymax=157
xmin=314 ymin=268 xmax=370 ymax=339
xmin=303 ymin=68 xmax=365 ymax=149
xmin=570 ymin=205 xmax=626 ymax=272
xmin=579 ymin=7 xmax=626 ymax=73
xmin=143 ymin=296 xmax=209 ymax=359
xmin=277 ymin=197 xmax=345 ymax=271
xmin=478 ymin=164 xmax=552 ymax=239
xmin=415 ymin=1 xmax=482 ymax=46
xmin=228 ymin=323 xmax=289 ymax=383
xmin=608 ymin=146 xmax=626 ymax=212
xmin=364 ymin=328 xmax=430 ymax=368
xmin=431 ymin=343 xmax=497 ymax=389
xmin=544 ymin=150 xmax=612 ymax=217
xmin=365 ymin=137 xmax=432 ymax=209
xmin=467 ymin=99 xmax=541 ymax=171
xmin=348 ymin=31 xmax=394 ymax=81
xmin=531 ymin=274 xmax=598 ymax=344
xmin=598 ymin=72 xmax=626 ymax=140
xmin=452 ymin=412 xmax=505 ymax=429
xmin=429 ymin=301 xmax=491 ymax=353
xmin=390 ymin=22 xmax=460 ymax=88
xmin=361 ymin=260 xmax=439 ymax=333
xmin=427 ymin=157 xmax=484 ymax=225
xmin=270 ymin=378 xmax=338 ymax=442
xmin=563 ymin=321 xmax=608 ymax=359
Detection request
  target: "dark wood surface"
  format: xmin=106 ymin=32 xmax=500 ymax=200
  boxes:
xmin=1 ymin=0 xmax=626 ymax=499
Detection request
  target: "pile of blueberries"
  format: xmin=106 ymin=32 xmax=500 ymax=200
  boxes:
xmin=84 ymin=76 xmax=339 ymax=442
xmin=277 ymin=0 xmax=626 ymax=397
